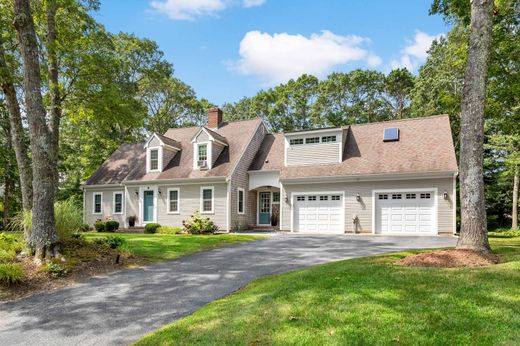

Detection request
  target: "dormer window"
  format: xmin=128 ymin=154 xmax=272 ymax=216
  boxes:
xmin=305 ymin=137 xmax=320 ymax=144
xmin=149 ymin=149 xmax=159 ymax=171
xmin=197 ymin=144 xmax=208 ymax=168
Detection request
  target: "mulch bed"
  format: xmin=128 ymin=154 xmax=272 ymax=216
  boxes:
xmin=397 ymin=249 xmax=500 ymax=268
xmin=0 ymin=239 xmax=145 ymax=302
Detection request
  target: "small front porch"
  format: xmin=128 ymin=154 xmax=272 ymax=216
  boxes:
xmin=249 ymin=187 xmax=281 ymax=230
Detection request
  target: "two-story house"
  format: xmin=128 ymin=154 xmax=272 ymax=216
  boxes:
xmin=83 ymin=107 xmax=458 ymax=235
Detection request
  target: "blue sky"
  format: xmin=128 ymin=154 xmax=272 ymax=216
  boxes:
xmin=94 ymin=1 xmax=450 ymax=105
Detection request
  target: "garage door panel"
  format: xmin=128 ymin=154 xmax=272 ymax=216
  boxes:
xmin=294 ymin=194 xmax=343 ymax=234
xmin=375 ymin=191 xmax=436 ymax=235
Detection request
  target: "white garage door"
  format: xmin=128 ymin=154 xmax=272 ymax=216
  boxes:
xmin=294 ymin=194 xmax=343 ymax=233
xmin=375 ymin=191 xmax=436 ymax=235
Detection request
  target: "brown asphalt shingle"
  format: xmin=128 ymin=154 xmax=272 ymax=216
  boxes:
xmin=86 ymin=118 xmax=262 ymax=185
xmin=250 ymin=115 xmax=458 ymax=178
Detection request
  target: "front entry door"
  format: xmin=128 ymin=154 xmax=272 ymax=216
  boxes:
xmin=259 ymin=192 xmax=271 ymax=225
xmin=143 ymin=190 xmax=154 ymax=222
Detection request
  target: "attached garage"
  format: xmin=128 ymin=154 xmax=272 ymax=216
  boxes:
xmin=293 ymin=193 xmax=344 ymax=234
xmin=374 ymin=190 xmax=437 ymax=235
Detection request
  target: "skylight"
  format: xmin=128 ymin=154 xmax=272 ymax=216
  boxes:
xmin=383 ymin=128 xmax=399 ymax=142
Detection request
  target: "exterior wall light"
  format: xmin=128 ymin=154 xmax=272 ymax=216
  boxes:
xmin=356 ymin=193 xmax=361 ymax=202
xmin=135 ymin=191 xmax=139 ymax=197
xmin=443 ymin=191 xmax=448 ymax=200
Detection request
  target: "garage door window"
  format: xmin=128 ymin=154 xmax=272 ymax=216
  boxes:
xmin=406 ymin=193 xmax=416 ymax=199
xmin=331 ymin=195 xmax=340 ymax=201
xmin=308 ymin=196 xmax=316 ymax=201
xmin=392 ymin=194 xmax=402 ymax=200
xmin=378 ymin=194 xmax=388 ymax=200
xmin=319 ymin=195 xmax=328 ymax=201
xmin=420 ymin=193 xmax=431 ymax=199
xmin=296 ymin=196 xmax=305 ymax=201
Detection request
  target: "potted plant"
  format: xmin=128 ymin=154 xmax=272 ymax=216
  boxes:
xmin=127 ymin=215 xmax=137 ymax=228
xmin=271 ymin=210 xmax=279 ymax=227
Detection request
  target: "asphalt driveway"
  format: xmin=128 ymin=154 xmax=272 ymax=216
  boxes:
xmin=0 ymin=234 xmax=456 ymax=345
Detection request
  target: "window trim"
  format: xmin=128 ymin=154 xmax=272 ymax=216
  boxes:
xmin=146 ymin=146 xmax=161 ymax=173
xmin=289 ymin=138 xmax=304 ymax=145
xmin=237 ymin=187 xmax=245 ymax=214
xmin=200 ymin=186 xmax=214 ymax=214
xmin=322 ymin=135 xmax=337 ymax=143
xmin=167 ymin=188 xmax=180 ymax=214
xmin=92 ymin=192 xmax=103 ymax=215
xmin=272 ymin=191 xmax=280 ymax=204
xmin=305 ymin=137 xmax=320 ymax=144
xmin=112 ymin=191 xmax=124 ymax=215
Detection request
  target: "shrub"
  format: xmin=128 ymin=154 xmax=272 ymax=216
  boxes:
xmin=104 ymin=235 xmax=126 ymax=249
xmin=144 ymin=223 xmax=161 ymax=234
xmin=9 ymin=199 xmax=83 ymax=240
xmin=94 ymin=237 xmax=107 ymax=245
xmin=127 ymin=215 xmax=137 ymax=227
xmin=0 ymin=249 xmax=16 ymax=263
xmin=183 ymin=211 xmax=219 ymax=235
xmin=104 ymin=220 xmax=120 ymax=232
xmin=157 ymin=226 xmax=183 ymax=234
xmin=46 ymin=262 xmax=67 ymax=278
xmin=78 ymin=224 xmax=91 ymax=232
xmin=0 ymin=263 xmax=24 ymax=285
xmin=0 ymin=233 xmax=25 ymax=254
xmin=489 ymin=229 xmax=520 ymax=238
xmin=70 ymin=232 xmax=85 ymax=240
xmin=94 ymin=220 xmax=105 ymax=232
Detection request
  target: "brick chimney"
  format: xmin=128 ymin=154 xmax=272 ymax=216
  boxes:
xmin=207 ymin=107 xmax=223 ymax=129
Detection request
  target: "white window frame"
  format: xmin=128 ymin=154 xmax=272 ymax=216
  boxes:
xmin=193 ymin=142 xmax=212 ymax=170
xmin=167 ymin=188 xmax=180 ymax=214
xmin=200 ymin=186 xmax=214 ymax=214
xmin=112 ymin=191 xmax=124 ymax=215
xmin=92 ymin=192 xmax=103 ymax=215
xmin=237 ymin=187 xmax=245 ymax=214
xmin=146 ymin=147 xmax=162 ymax=173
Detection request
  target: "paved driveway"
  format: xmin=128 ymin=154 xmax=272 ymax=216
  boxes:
xmin=0 ymin=234 xmax=456 ymax=345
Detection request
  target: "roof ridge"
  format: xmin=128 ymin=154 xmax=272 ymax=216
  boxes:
xmin=346 ymin=114 xmax=450 ymax=128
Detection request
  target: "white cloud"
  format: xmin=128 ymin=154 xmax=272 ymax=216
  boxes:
xmin=150 ymin=0 xmax=265 ymax=20
xmin=390 ymin=31 xmax=443 ymax=71
xmin=242 ymin=0 xmax=265 ymax=7
xmin=232 ymin=30 xmax=382 ymax=85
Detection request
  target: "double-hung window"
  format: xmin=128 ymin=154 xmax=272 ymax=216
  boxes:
xmin=201 ymin=187 xmax=214 ymax=213
xmin=149 ymin=148 xmax=159 ymax=171
xmin=93 ymin=193 xmax=102 ymax=214
xmin=113 ymin=192 xmax=123 ymax=214
xmin=237 ymin=188 xmax=244 ymax=214
xmin=168 ymin=188 xmax=179 ymax=213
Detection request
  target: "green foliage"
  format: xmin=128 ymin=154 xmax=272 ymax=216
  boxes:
xmin=156 ymin=226 xmax=183 ymax=234
xmin=0 ymin=249 xmax=16 ymax=263
xmin=104 ymin=235 xmax=126 ymax=249
xmin=489 ymin=229 xmax=520 ymax=238
xmin=0 ymin=233 xmax=25 ymax=254
xmin=70 ymin=232 xmax=85 ymax=240
xmin=9 ymin=199 xmax=83 ymax=239
xmin=104 ymin=220 xmax=120 ymax=232
xmin=0 ymin=263 xmax=24 ymax=285
xmin=182 ymin=212 xmax=219 ymax=235
xmin=144 ymin=223 xmax=161 ymax=234
xmin=78 ymin=224 xmax=91 ymax=232
xmin=94 ymin=220 xmax=105 ymax=232
xmin=46 ymin=262 xmax=67 ymax=278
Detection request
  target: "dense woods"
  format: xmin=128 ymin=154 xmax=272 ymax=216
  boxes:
xmin=0 ymin=0 xmax=518 ymax=247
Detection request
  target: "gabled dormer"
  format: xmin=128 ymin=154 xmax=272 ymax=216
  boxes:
xmin=191 ymin=126 xmax=228 ymax=170
xmin=144 ymin=133 xmax=182 ymax=173
xmin=284 ymin=128 xmax=343 ymax=166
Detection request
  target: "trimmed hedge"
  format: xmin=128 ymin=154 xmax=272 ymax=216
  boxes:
xmin=144 ymin=223 xmax=161 ymax=234
xmin=104 ymin=221 xmax=120 ymax=232
xmin=94 ymin=220 xmax=105 ymax=232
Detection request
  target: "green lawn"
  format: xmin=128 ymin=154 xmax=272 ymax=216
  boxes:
xmin=135 ymin=237 xmax=520 ymax=346
xmin=83 ymin=233 xmax=264 ymax=262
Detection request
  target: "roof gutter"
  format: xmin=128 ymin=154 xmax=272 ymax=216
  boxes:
xmin=280 ymin=170 xmax=458 ymax=184
xmin=123 ymin=176 xmax=227 ymax=185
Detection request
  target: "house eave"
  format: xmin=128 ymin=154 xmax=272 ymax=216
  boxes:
xmin=280 ymin=170 xmax=458 ymax=184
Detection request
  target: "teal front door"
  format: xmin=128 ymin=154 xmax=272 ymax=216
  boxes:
xmin=143 ymin=190 xmax=154 ymax=222
xmin=259 ymin=192 xmax=271 ymax=225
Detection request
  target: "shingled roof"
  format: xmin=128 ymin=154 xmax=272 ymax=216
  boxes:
xmin=86 ymin=118 xmax=262 ymax=185
xmin=250 ymin=115 xmax=458 ymax=178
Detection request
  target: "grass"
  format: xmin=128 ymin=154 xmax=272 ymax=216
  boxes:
xmin=135 ymin=237 xmax=520 ymax=346
xmin=83 ymin=233 xmax=264 ymax=262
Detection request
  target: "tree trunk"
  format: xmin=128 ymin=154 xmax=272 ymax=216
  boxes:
xmin=0 ymin=37 xmax=33 ymax=239
xmin=13 ymin=0 xmax=58 ymax=257
xmin=2 ymin=127 xmax=12 ymax=230
xmin=45 ymin=0 xmax=61 ymax=194
xmin=457 ymin=0 xmax=494 ymax=252
xmin=513 ymin=167 xmax=519 ymax=230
